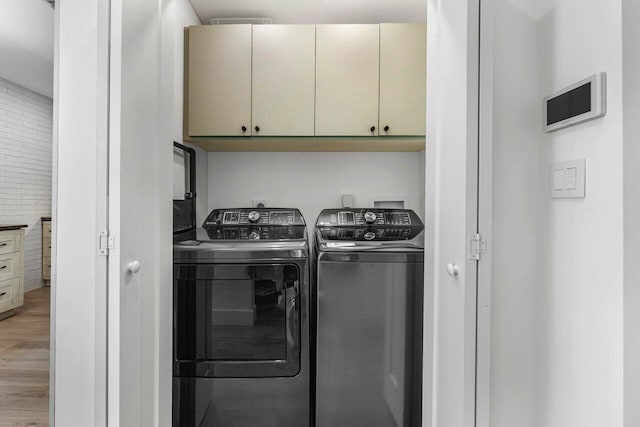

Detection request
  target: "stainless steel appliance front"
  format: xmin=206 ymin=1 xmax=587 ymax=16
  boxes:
xmin=314 ymin=208 xmax=424 ymax=427
xmin=173 ymin=209 xmax=310 ymax=427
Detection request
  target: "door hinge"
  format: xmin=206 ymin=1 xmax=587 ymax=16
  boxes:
xmin=469 ymin=233 xmax=486 ymax=261
xmin=98 ymin=231 xmax=115 ymax=256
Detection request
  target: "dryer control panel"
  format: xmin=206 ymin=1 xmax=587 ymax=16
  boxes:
xmin=316 ymin=208 xmax=424 ymax=241
xmin=205 ymin=208 xmax=305 ymax=226
xmin=203 ymin=208 xmax=306 ymax=240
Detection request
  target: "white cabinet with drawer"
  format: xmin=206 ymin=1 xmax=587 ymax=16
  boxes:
xmin=0 ymin=252 xmax=21 ymax=282
xmin=0 ymin=228 xmax=25 ymax=320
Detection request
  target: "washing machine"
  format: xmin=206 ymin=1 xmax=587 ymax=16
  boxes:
xmin=314 ymin=208 xmax=424 ymax=427
xmin=173 ymin=208 xmax=310 ymax=427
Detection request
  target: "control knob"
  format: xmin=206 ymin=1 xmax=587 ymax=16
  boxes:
xmin=364 ymin=231 xmax=376 ymax=241
xmin=364 ymin=211 xmax=377 ymax=224
xmin=248 ymin=211 xmax=261 ymax=223
xmin=249 ymin=232 xmax=261 ymax=240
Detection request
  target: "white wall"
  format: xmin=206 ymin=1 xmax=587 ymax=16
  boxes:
xmin=489 ymin=0 xmax=539 ymax=426
xmin=188 ymin=0 xmax=426 ymax=25
xmin=536 ymin=1 xmax=624 ymax=425
xmin=0 ymin=76 xmax=52 ymax=292
xmin=169 ymin=4 xmax=208 ymax=225
xmin=622 ymin=3 xmax=640 ymax=426
xmin=207 ymin=151 xmax=425 ymax=227
xmin=490 ymin=0 xmax=624 ymax=426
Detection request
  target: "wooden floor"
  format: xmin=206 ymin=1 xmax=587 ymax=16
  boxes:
xmin=0 ymin=287 xmax=50 ymax=427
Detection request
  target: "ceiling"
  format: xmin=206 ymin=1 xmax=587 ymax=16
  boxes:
xmin=0 ymin=0 xmax=424 ymax=99
xmin=0 ymin=0 xmax=54 ymax=97
xmin=187 ymin=0 xmax=426 ymax=25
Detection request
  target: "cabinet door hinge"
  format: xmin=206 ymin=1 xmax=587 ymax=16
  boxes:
xmin=98 ymin=231 xmax=115 ymax=256
xmin=469 ymin=233 xmax=486 ymax=261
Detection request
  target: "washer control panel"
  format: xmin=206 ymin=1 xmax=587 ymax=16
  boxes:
xmin=316 ymin=208 xmax=423 ymax=241
xmin=203 ymin=208 xmax=306 ymax=240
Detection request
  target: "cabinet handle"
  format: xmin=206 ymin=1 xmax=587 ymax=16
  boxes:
xmin=0 ymin=292 xmax=6 ymax=297
xmin=0 ymin=265 xmax=6 ymax=270
xmin=241 ymin=126 xmax=247 ymax=132
xmin=384 ymin=125 xmax=390 ymax=132
xmin=370 ymin=126 xmax=376 ymax=132
xmin=0 ymin=243 xmax=7 ymax=247
xmin=254 ymin=126 xmax=260 ymax=133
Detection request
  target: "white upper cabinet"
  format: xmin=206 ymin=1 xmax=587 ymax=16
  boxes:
xmin=379 ymin=23 xmax=427 ymax=136
xmin=187 ymin=25 xmax=252 ymax=136
xmin=184 ymin=23 xmax=428 ymax=148
xmin=315 ymin=24 xmax=380 ymax=136
xmin=252 ymin=25 xmax=316 ymax=136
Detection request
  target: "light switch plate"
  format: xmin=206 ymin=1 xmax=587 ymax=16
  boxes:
xmin=550 ymin=159 xmax=586 ymax=198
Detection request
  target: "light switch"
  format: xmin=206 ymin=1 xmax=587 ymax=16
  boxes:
xmin=564 ymin=168 xmax=577 ymax=190
xmin=550 ymin=159 xmax=586 ymax=199
xmin=553 ymin=169 xmax=564 ymax=191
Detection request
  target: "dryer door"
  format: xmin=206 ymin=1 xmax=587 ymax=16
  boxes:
xmin=173 ymin=263 xmax=301 ymax=378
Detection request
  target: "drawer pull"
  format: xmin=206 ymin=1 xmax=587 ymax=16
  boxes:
xmin=0 ymin=265 xmax=6 ymax=270
xmin=0 ymin=243 xmax=7 ymax=247
xmin=0 ymin=292 xmax=6 ymax=297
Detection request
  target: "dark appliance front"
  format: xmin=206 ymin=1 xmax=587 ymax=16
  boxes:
xmin=314 ymin=208 xmax=424 ymax=427
xmin=173 ymin=208 xmax=310 ymax=427
xmin=173 ymin=141 xmax=197 ymax=241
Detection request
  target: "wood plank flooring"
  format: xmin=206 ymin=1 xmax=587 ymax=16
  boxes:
xmin=0 ymin=287 xmax=50 ymax=426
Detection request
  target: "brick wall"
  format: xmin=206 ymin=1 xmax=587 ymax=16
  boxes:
xmin=0 ymin=77 xmax=53 ymax=291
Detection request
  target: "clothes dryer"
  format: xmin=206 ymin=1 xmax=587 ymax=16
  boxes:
xmin=173 ymin=208 xmax=310 ymax=427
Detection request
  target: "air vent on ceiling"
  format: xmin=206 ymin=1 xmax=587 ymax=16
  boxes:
xmin=209 ymin=17 xmax=272 ymax=25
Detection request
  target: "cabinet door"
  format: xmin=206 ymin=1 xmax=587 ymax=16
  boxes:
xmin=316 ymin=24 xmax=380 ymax=136
xmin=379 ymin=23 xmax=427 ymax=136
xmin=187 ymin=25 xmax=252 ymax=136
xmin=252 ymin=25 xmax=316 ymax=136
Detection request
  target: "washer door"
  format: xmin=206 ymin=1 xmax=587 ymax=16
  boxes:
xmin=174 ymin=263 xmax=301 ymax=378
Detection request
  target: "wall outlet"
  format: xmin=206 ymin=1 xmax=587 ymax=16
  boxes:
xmin=252 ymin=199 xmax=268 ymax=208
xmin=341 ymin=194 xmax=354 ymax=207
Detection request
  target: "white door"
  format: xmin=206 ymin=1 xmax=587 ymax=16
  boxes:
xmin=252 ymin=25 xmax=316 ymax=136
xmin=425 ymin=1 xmax=480 ymax=426
xmin=315 ymin=24 xmax=380 ymax=136
xmin=187 ymin=25 xmax=252 ymax=136
xmin=108 ymin=0 xmax=172 ymax=425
